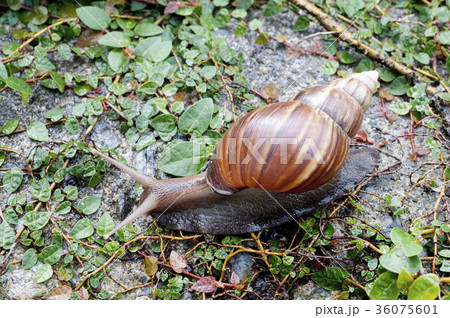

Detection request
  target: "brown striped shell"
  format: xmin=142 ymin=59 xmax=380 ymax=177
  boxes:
xmin=206 ymin=71 xmax=378 ymax=195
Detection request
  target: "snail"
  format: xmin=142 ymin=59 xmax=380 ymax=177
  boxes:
xmin=91 ymin=71 xmax=380 ymax=239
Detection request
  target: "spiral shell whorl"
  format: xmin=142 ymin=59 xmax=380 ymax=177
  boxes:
xmin=206 ymin=71 xmax=378 ymax=196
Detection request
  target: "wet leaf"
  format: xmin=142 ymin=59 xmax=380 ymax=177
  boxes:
xmin=2 ymin=166 xmax=23 ymax=193
xmin=6 ymin=77 xmax=32 ymax=95
xmin=97 ymin=213 xmax=115 ymax=237
xmin=158 ymin=141 xmax=208 ymax=177
xmin=44 ymin=107 xmax=64 ymax=122
xmin=0 ymin=221 xmax=15 ymax=249
xmin=27 ymin=121 xmax=49 ymax=142
xmin=23 ymin=212 xmax=51 ymax=231
xmin=38 ymin=245 xmax=63 ymax=265
xmin=191 ymin=276 xmax=218 ymax=293
xmin=169 ymin=251 xmax=187 ymax=273
xmin=379 ymin=246 xmax=422 ymax=274
xmin=178 ymin=98 xmax=214 ymax=135
xmin=390 ymin=102 xmax=412 ymax=115
xmin=50 ymin=71 xmax=65 ymax=93
xmin=151 ymin=114 xmax=176 ymax=133
xmin=22 ymin=249 xmax=38 ymax=269
xmin=76 ymin=6 xmax=111 ymax=31
xmin=144 ymin=256 xmax=158 ymax=276
xmin=98 ymin=31 xmax=130 ymax=48
xmin=263 ymin=0 xmax=283 ymax=17
xmin=1 ymin=118 xmax=19 ymax=135
xmin=135 ymin=23 xmax=163 ymax=37
xmin=293 ymin=15 xmax=310 ymax=31
xmin=397 ymin=268 xmax=414 ymax=290
xmin=318 ymin=61 xmax=339 ymax=75
xmin=47 ymin=285 xmax=72 ymax=300
xmin=77 ymin=196 xmax=101 ymax=215
xmin=369 ymin=271 xmax=400 ymax=300
xmin=70 ymin=218 xmax=94 ymax=239
xmin=407 ymin=274 xmax=440 ymax=300
xmin=255 ymin=32 xmax=269 ymax=45
xmin=311 ymin=267 xmax=350 ymax=291
xmin=35 ymin=264 xmax=53 ymax=283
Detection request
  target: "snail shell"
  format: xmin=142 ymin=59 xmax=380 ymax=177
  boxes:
xmin=206 ymin=71 xmax=378 ymax=195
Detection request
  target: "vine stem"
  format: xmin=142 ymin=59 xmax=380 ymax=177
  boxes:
xmin=3 ymin=17 xmax=77 ymax=60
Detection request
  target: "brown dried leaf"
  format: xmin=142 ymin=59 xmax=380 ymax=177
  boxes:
xmin=354 ymin=130 xmax=368 ymax=142
xmin=169 ymin=251 xmax=187 ymax=274
xmin=191 ymin=276 xmax=217 ymax=293
xmin=144 ymin=256 xmax=158 ymax=276
xmin=415 ymin=147 xmax=430 ymax=156
xmin=314 ymin=39 xmax=324 ymax=53
xmin=76 ymin=29 xmax=104 ymax=47
xmin=285 ymin=48 xmax=301 ymax=60
xmin=173 ymin=92 xmax=189 ymax=102
xmin=230 ymin=272 xmax=240 ymax=285
xmin=165 ymin=1 xmax=180 ymax=14
xmin=78 ymin=286 xmax=89 ymax=300
xmin=379 ymin=89 xmax=394 ymax=101
xmin=47 ymin=285 xmax=72 ymax=300
xmin=123 ymin=47 xmax=135 ymax=59
xmin=261 ymin=85 xmax=279 ymax=100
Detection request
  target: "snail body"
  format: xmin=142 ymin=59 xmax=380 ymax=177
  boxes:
xmin=91 ymin=71 xmax=379 ymax=238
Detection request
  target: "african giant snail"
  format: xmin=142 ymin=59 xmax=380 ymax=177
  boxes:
xmin=90 ymin=71 xmax=380 ymax=238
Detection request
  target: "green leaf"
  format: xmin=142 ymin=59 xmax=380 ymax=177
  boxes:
xmin=389 ymin=77 xmax=409 ymax=96
xmin=97 ymin=213 xmax=115 ymax=237
xmin=31 ymin=178 xmax=51 ymax=202
xmin=178 ymin=98 xmax=214 ymax=135
xmin=135 ymin=37 xmax=172 ymax=62
xmin=108 ymin=49 xmax=124 ymax=72
xmin=55 ymin=201 xmax=72 ymax=215
xmin=98 ymin=32 xmax=130 ymax=48
xmin=293 ymin=15 xmax=310 ymax=31
xmin=311 ymin=267 xmax=350 ymax=291
xmin=2 ymin=166 xmax=23 ymax=193
xmin=0 ymin=62 xmax=8 ymax=80
xmin=413 ymin=53 xmax=430 ymax=65
xmin=439 ymin=249 xmax=450 ymax=258
xmin=38 ymin=245 xmax=63 ymax=265
xmin=57 ymin=44 xmax=72 ymax=61
xmin=76 ymin=6 xmax=111 ymax=31
xmin=337 ymin=51 xmax=357 ymax=64
xmin=356 ymin=59 xmax=374 ymax=72
xmin=136 ymin=131 xmax=156 ymax=151
xmin=27 ymin=121 xmax=49 ymax=142
xmin=390 ymin=227 xmax=423 ymax=257
xmin=264 ymin=0 xmax=283 ymax=17
xmin=151 ymin=114 xmax=177 ymax=133
xmin=199 ymin=66 xmax=217 ymax=79
xmin=23 ymin=212 xmax=51 ymax=231
xmin=234 ymin=21 xmax=247 ymax=37
xmin=22 ymin=249 xmax=38 ymax=269
xmin=35 ymin=264 xmax=53 ymax=283
xmin=1 ymin=118 xmax=19 ymax=135
xmin=0 ymin=152 xmax=5 ymax=167
xmin=65 ymin=116 xmax=79 ymax=134
xmin=44 ymin=107 xmax=64 ymax=122
xmin=255 ymin=32 xmax=269 ymax=45
xmin=248 ymin=19 xmax=262 ymax=31
xmin=0 ymin=221 xmax=15 ymax=249
xmin=50 ymin=71 xmax=65 ymax=93
xmin=369 ymin=271 xmax=400 ymax=300
xmin=88 ymin=172 xmax=102 ymax=187
xmin=135 ymin=23 xmax=163 ymax=37
xmin=440 ymin=31 xmax=450 ymax=45
xmin=407 ymin=274 xmax=440 ymax=300
xmin=397 ymin=268 xmax=414 ymax=290
xmin=108 ymin=83 xmax=129 ymax=95
xmin=77 ymin=196 xmax=101 ymax=215
xmin=70 ymin=218 xmax=94 ymax=239
xmin=379 ymin=246 xmax=422 ymax=274
xmin=390 ymin=102 xmax=412 ymax=115
xmin=318 ymin=61 xmax=339 ymax=75
xmin=6 ymin=77 xmax=32 ymax=95
xmin=440 ymin=260 xmax=450 ymax=272
xmin=158 ymin=141 xmax=208 ymax=177
xmin=376 ymin=67 xmax=397 ymax=82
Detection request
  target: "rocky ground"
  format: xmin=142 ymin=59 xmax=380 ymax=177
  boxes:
xmin=0 ymin=8 xmax=448 ymax=299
